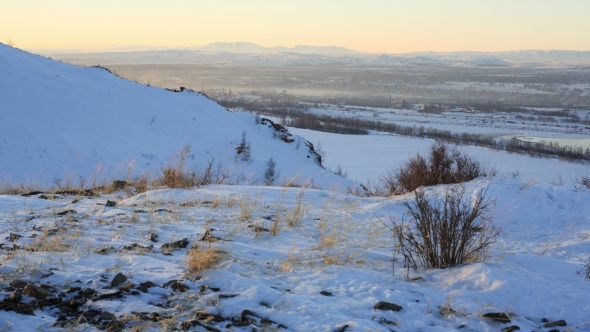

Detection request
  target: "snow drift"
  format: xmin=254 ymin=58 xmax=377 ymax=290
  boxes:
xmin=0 ymin=43 xmax=350 ymax=189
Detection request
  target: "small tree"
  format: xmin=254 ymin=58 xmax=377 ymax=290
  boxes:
xmin=236 ymin=131 xmax=251 ymax=162
xmin=264 ymin=157 xmax=278 ymax=185
xmin=394 ymin=185 xmax=498 ymax=269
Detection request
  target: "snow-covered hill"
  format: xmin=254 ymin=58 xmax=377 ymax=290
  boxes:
xmin=0 ymin=43 xmax=349 ymax=189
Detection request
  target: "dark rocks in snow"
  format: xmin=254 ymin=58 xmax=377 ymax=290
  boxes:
xmin=56 ymin=209 xmax=76 ymax=216
xmin=10 ymin=279 xmax=27 ymax=289
xmin=95 ymin=247 xmax=114 ymax=255
xmin=97 ymin=291 xmax=123 ymax=300
xmin=7 ymin=292 xmax=22 ymax=302
xmin=0 ymin=300 xmax=35 ymax=315
xmin=23 ymin=284 xmax=53 ymax=300
xmin=105 ymin=200 xmax=117 ymax=207
xmin=9 ymin=233 xmax=22 ymax=242
xmin=122 ymin=243 xmax=153 ymax=252
xmin=150 ymin=233 xmax=158 ymax=242
xmin=248 ymin=225 xmax=269 ymax=232
xmin=137 ymin=281 xmax=157 ymax=293
xmin=161 ymin=238 xmax=189 ymax=249
xmin=199 ymin=229 xmax=222 ymax=242
xmin=482 ymin=312 xmax=511 ymax=323
xmin=165 ymin=280 xmax=189 ymax=293
xmin=110 ymin=273 xmax=127 ymax=287
xmin=118 ymin=282 xmax=134 ymax=293
xmin=544 ymin=320 xmax=567 ymax=328
xmin=320 ymin=291 xmax=333 ymax=296
xmin=335 ymin=325 xmax=350 ymax=332
xmin=501 ymin=325 xmax=521 ymax=332
xmin=39 ymin=194 xmax=61 ymax=200
xmin=21 ymin=191 xmax=44 ymax=197
xmin=374 ymin=301 xmax=403 ymax=312
xmin=100 ymin=311 xmax=116 ymax=321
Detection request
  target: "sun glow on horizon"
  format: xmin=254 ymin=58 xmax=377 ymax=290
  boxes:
xmin=2 ymin=0 xmax=589 ymax=53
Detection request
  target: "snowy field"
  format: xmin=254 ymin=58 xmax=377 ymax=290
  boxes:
xmin=304 ymin=104 xmax=590 ymax=143
xmin=1 ymin=176 xmax=589 ymax=331
xmin=288 ymin=128 xmax=590 ymax=187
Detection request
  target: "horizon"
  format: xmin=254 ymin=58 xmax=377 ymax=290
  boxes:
xmin=20 ymin=41 xmax=590 ymax=55
xmin=3 ymin=0 xmax=589 ymax=54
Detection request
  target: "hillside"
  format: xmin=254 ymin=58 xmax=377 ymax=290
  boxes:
xmin=0 ymin=43 xmax=349 ymax=189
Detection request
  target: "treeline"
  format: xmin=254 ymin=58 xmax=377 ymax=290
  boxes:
xmin=256 ymin=107 xmax=590 ymax=164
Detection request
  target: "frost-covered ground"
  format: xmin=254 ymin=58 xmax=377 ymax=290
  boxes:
xmin=1 ymin=176 xmax=589 ymax=331
xmin=288 ymin=128 xmax=590 ymax=187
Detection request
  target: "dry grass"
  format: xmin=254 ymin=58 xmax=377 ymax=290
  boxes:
xmin=186 ymin=247 xmax=225 ymax=274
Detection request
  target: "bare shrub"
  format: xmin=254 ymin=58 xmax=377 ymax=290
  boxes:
xmin=573 ymin=172 xmax=590 ymax=190
xmin=382 ymin=141 xmax=489 ymax=195
xmin=158 ymin=145 xmax=229 ymax=189
xmin=264 ymin=157 xmax=278 ymax=185
xmin=394 ymin=185 xmax=498 ymax=269
xmin=187 ymin=247 xmax=224 ymax=274
xmin=578 ymin=259 xmax=590 ymax=280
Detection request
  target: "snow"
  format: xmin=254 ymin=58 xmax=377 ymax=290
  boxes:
xmin=288 ymin=128 xmax=590 ymax=187
xmin=0 ymin=43 xmax=350 ymax=190
xmin=2 ymin=43 xmax=590 ymax=331
xmin=1 ymin=178 xmax=589 ymax=331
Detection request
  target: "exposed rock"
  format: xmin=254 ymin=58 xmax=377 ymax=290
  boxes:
xmin=110 ymin=273 xmax=127 ymax=287
xmin=374 ymin=301 xmax=403 ymax=312
xmin=161 ymin=238 xmax=189 ymax=250
xmin=0 ymin=300 xmax=35 ymax=315
xmin=501 ymin=325 xmax=521 ymax=332
xmin=483 ymin=312 xmax=511 ymax=323
xmin=56 ymin=209 xmax=76 ymax=216
xmin=181 ymin=319 xmax=222 ymax=332
xmin=97 ymin=291 xmax=123 ymax=300
xmin=219 ymin=293 xmax=238 ymax=299
xmin=37 ymin=297 xmax=62 ymax=307
xmin=106 ymin=321 xmax=125 ymax=332
xmin=137 ymin=281 xmax=157 ymax=293
xmin=101 ymin=311 xmax=116 ymax=321
xmin=7 ymin=292 xmax=22 ymax=302
xmin=122 ymin=243 xmax=153 ymax=251
xmin=320 ymin=291 xmax=333 ymax=296
xmin=23 ymin=284 xmax=52 ymax=300
xmin=39 ymin=194 xmax=61 ymax=200
xmin=336 ymin=325 xmax=350 ymax=332
xmin=10 ymin=279 xmax=27 ymax=289
xmin=9 ymin=233 xmax=22 ymax=242
xmin=21 ymin=191 xmax=44 ymax=197
xmin=199 ymin=230 xmax=222 ymax=242
xmin=64 ymin=286 xmax=81 ymax=293
xmin=118 ymin=282 xmax=134 ymax=292
xmin=105 ymin=200 xmax=117 ymax=207
xmin=544 ymin=320 xmax=567 ymax=328
xmin=165 ymin=280 xmax=189 ymax=292
xmin=58 ymin=305 xmax=73 ymax=313
xmin=95 ymin=247 xmax=114 ymax=255
xmin=150 ymin=233 xmax=158 ymax=242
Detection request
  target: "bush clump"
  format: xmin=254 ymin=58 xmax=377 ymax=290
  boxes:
xmin=382 ymin=141 xmax=488 ymax=195
xmin=394 ymin=185 xmax=498 ymax=269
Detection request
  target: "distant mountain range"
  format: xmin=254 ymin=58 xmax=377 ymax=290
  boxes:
xmin=34 ymin=42 xmax=590 ymax=67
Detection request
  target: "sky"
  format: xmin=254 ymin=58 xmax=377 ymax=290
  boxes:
xmin=2 ymin=0 xmax=590 ymax=53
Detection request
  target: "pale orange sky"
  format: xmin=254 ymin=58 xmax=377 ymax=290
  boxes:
xmin=2 ymin=0 xmax=589 ymax=53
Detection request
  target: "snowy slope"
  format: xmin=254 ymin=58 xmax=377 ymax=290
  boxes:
xmin=0 ymin=44 xmax=350 ymax=189
xmin=0 ymin=177 xmax=589 ymax=331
